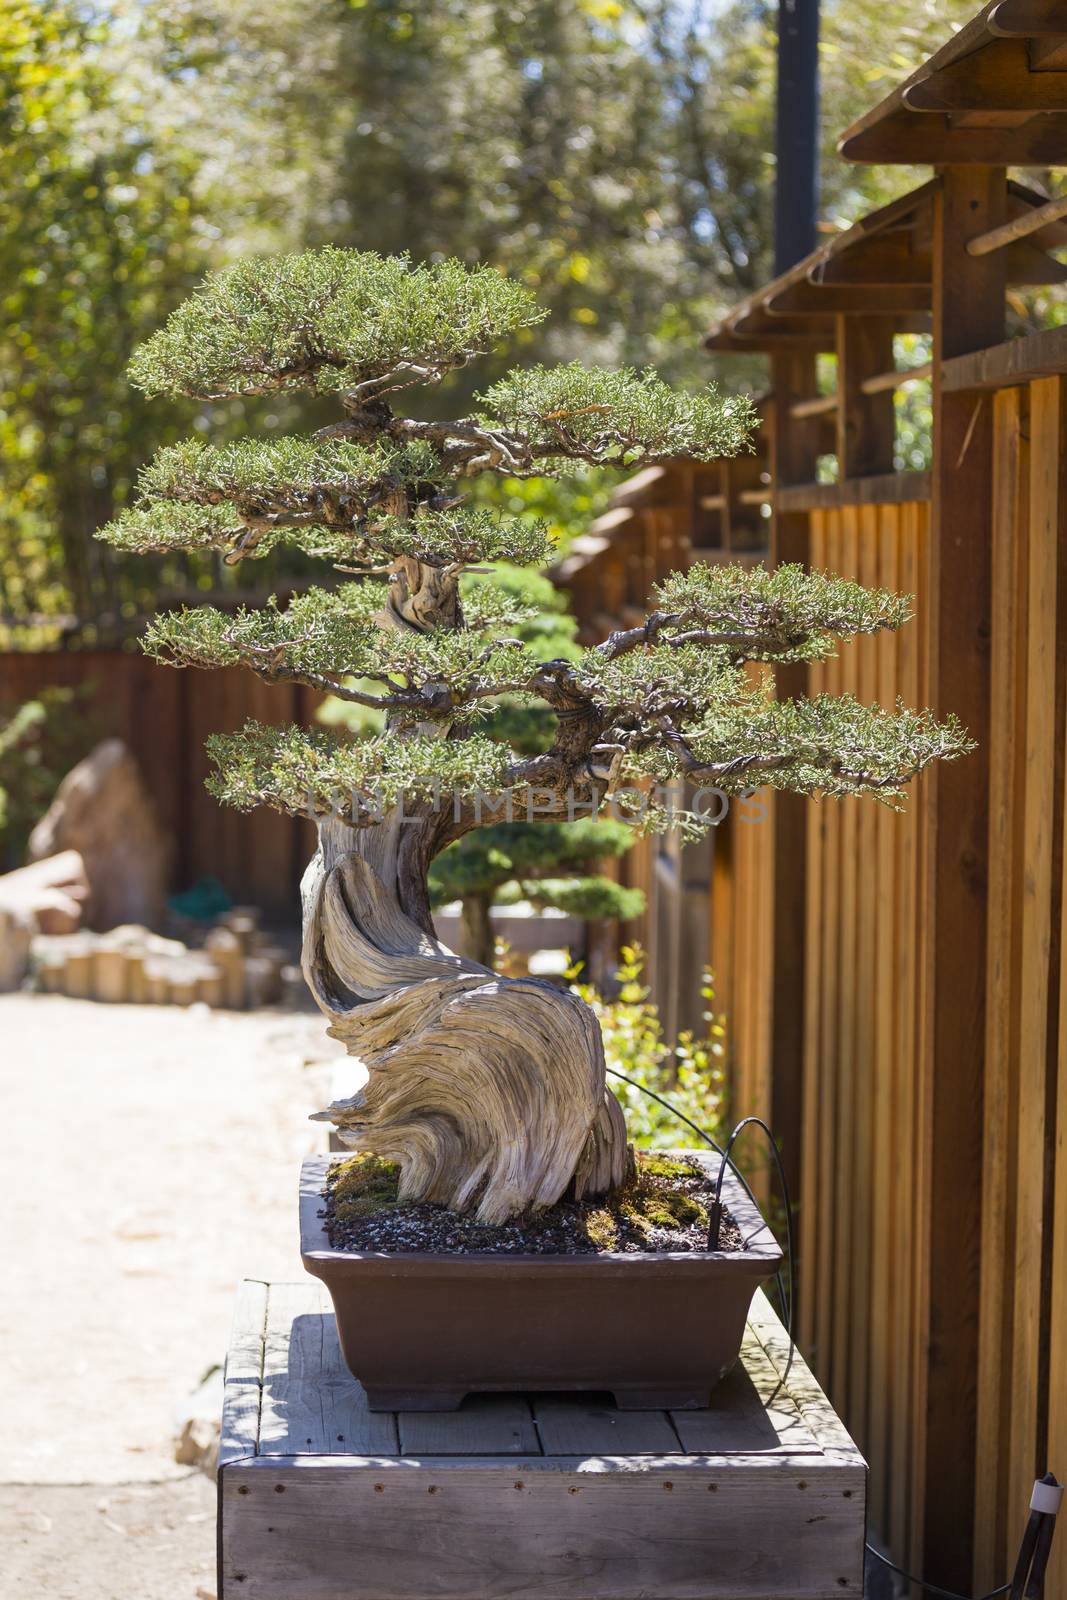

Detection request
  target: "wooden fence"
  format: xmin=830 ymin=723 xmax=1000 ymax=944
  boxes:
xmin=0 ymin=651 xmax=318 ymax=913
xmin=554 ymin=5 xmax=1067 ymax=1593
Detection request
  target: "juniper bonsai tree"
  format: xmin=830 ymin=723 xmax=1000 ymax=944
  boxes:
xmin=99 ymin=248 xmax=971 ymax=1224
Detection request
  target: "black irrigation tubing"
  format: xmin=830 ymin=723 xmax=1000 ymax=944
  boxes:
xmin=604 ymin=1069 xmax=1066 ymax=1599
xmin=603 ymin=1068 xmax=796 ymax=1396
xmin=864 ymin=1545 xmax=1012 ymax=1600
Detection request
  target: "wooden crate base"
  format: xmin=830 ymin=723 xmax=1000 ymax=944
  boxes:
xmin=219 ymin=1280 xmax=866 ymax=1599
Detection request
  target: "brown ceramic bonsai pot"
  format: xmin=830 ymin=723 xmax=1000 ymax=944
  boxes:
xmin=300 ymin=1149 xmax=782 ymax=1411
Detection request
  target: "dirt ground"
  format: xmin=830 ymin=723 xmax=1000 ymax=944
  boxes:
xmin=1 ymin=994 xmax=344 ymax=1599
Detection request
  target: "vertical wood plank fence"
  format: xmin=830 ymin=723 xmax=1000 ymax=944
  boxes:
xmin=553 ymin=6 xmax=1067 ymax=1592
xmin=0 ymin=651 xmax=318 ymax=912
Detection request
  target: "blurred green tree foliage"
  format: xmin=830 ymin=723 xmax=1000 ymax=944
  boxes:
xmin=0 ymin=0 xmax=996 ymax=634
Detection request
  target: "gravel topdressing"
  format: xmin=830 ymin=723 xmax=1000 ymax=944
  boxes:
xmin=321 ymin=1152 xmax=747 ymax=1255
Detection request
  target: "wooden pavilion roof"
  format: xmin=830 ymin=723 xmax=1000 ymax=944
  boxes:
xmin=703 ymin=175 xmax=1067 ymax=353
xmin=839 ymin=0 xmax=1067 ymax=165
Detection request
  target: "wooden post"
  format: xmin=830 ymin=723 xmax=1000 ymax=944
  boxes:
xmin=767 ymin=350 xmax=819 ymax=1205
xmin=835 ymin=315 xmax=897 ymax=479
xmin=915 ymin=165 xmax=1006 ymax=1592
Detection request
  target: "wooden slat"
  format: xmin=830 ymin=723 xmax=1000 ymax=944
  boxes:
xmin=942 ymin=324 xmax=1067 ymax=393
xmin=670 ymin=1331 xmax=821 ymax=1456
xmin=864 ymin=504 xmax=897 ymax=1533
xmin=870 ymin=505 xmax=895 ymax=1542
xmin=531 ymin=1398 xmax=681 ymax=1457
xmin=798 ymin=512 xmax=827 ymax=1359
xmin=889 ymin=500 xmax=924 ymax=1563
xmin=258 ymin=1282 xmax=399 ymax=1457
xmin=1049 ymin=778 xmax=1067 ymax=1600
xmin=830 ymin=507 xmax=860 ymax=1424
xmin=775 ymin=473 xmax=931 ymax=512
xmin=845 ymin=504 xmax=881 ymax=1452
xmin=400 ymin=1397 xmax=539 ymax=1457
xmin=220 ymin=1279 xmax=268 ymax=1465
xmin=814 ymin=514 xmax=842 ymax=1394
xmin=973 ymin=386 xmax=1030 ymax=1592
xmin=749 ymin=1289 xmax=866 ymax=1465
xmin=1008 ymin=375 xmax=1067 ymax=1540
xmin=221 ymin=1455 xmax=867 ymax=1600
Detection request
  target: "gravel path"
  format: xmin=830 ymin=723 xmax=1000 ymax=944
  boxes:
xmin=1 ymin=993 xmax=342 ymax=1597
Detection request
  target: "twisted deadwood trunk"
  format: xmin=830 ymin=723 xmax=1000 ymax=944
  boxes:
xmin=302 ymin=550 xmax=628 ymax=1222
xmin=302 ymin=814 xmax=630 ymax=1225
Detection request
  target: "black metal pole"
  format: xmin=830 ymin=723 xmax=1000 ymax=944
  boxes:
xmin=774 ymin=0 xmax=820 ymax=275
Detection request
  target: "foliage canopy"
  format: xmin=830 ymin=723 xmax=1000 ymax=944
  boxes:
xmin=103 ymin=247 xmax=971 ymax=851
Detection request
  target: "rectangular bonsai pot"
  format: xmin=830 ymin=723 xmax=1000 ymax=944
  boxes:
xmin=300 ymin=1150 xmax=782 ymax=1412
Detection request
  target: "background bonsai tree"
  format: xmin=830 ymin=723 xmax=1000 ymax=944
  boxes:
xmin=319 ymin=559 xmax=646 ymax=967
xmin=430 ymin=816 xmax=644 ymax=968
xmin=99 ymin=248 xmax=970 ymax=1224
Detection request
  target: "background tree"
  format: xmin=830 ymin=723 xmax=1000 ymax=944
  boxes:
xmin=430 ymin=816 xmax=644 ymax=968
xmin=100 ymin=248 xmax=970 ymax=1222
xmin=1 ymin=0 xmax=988 ymax=634
xmin=321 ymin=561 xmax=647 ymax=966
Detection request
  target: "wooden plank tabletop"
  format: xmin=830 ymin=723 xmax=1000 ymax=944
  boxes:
xmin=222 ymin=1279 xmax=865 ymax=1468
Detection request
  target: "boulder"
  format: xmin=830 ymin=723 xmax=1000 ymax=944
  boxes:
xmin=28 ymin=739 xmax=169 ymax=931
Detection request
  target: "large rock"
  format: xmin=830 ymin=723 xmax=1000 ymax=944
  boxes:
xmin=28 ymin=740 xmax=170 ymax=931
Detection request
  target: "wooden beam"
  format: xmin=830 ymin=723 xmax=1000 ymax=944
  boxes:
xmin=1005 ymin=239 xmax=1067 ymax=284
xmin=836 ymin=315 xmax=897 ymax=478
xmin=703 ymin=331 xmax=830 ymax=353
xmin=766 ymin=280 xmax=931 ymax=316
xmin=790 ymin=392 xmax=837 ymax=421
xmin=989 ymin=0 xmax=1067 ymax=35
xmin=775 ymin=471 xmax=930 ymax=512
xmin=811 ymin=235 xmax=932 ymax=287
xmin=904 ymin=39 xmax=1067 ymax=114
xmin=731 ymin=307 xmax=837 ymax=340
xmin=861 ymin=362 xmax=933 ymax=396
xmin=941 ymin=323 xmax=1067 ymax=392
xmin=840 ymin=112 xmax=1067 ymax=165
xmin=1030 ymin=35 xmax=1067 ymax=67
xmin=915 ymin=163 xmax=1007 ymax=1594
xmin=968 ymin=189 xmax=1067 ymax=253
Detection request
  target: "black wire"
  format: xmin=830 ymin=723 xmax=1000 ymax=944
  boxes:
xmin=713 ymin=1113 xmax=796 ymax=1393
xmin=864 ymin=1543 xmax=1011 ymax=1600
xmin=603 ymin=1069 xmax=796 ymax=1391
xmin=603 ymin=1069 xmax=1036 ymax=1600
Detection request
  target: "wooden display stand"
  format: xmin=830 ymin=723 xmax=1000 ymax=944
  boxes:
xmin=218 ymin=1279 xmax=866 ymax=1599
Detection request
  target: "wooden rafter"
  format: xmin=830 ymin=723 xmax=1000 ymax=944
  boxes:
xmin=765 ymin=281 xmax=932 ymax=315
xmin=839 ymin=0 xmax=1067 ymax=164
xmin=903 ymin=38 xmax=1067 ymax=112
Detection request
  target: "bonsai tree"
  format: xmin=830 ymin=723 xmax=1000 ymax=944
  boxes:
xmin=319 ymin=559 xmax=646 ymax=966
xmin=430 ymin=816 xmax=644 ymax=967
xmin=99 ymin=248 xmax=970 ymax=1224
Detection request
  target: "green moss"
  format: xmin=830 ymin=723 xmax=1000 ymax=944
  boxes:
xmin=582 ymin=1208 xmax=620 ymax=1250
xmin=636 ymin=1152 xmax=702 ymax=1181
xmin=329 ymin=1154 xmax=401 ymax=1221
xmin=577 ymin=1152 xmax=709 ymax=1248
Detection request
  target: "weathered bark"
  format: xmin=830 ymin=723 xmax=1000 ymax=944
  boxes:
xmin=303 ymin=813 xmax=629 ymax=1223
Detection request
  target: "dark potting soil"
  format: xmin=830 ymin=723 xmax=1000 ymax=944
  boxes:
xmin=321 ymin=1150 xmax=747 ymax=1255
